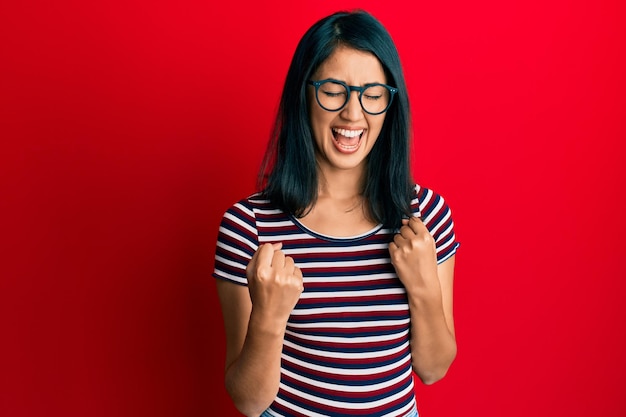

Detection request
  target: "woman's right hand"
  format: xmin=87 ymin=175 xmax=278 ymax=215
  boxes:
xmin=246 ymin=242 xmax=304 ymax=321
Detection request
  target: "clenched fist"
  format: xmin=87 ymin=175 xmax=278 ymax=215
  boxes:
xmin=246 ymin=242 xmax=304 ymax=321
xmin=389 ymin=217 xmax=439 ymax=295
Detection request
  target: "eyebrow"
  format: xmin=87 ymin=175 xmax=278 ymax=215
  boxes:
xmin=318 ymin=77 xmax=387 ymax=86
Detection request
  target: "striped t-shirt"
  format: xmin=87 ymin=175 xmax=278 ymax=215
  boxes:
xmin=213 ymin=184 xmax=459 ymax=417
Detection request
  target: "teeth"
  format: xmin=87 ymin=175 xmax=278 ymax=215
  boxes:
xmin=337 ymin=142 xmax=358 ymax=150
xmin=332 ymin=128 xmax=364 ymax=138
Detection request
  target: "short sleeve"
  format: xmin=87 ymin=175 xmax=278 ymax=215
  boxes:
xmin=212 ymin=199 xmax=259 ymax=286
xmin=412 ymin=185 xmax=460 ymax=264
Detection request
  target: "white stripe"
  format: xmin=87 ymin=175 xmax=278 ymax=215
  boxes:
xmin=216 ymin=239 xmax=255 ymax=260
xmin=246 ymin=194 xmax=269 ymax=203
xmin=382 ymin=401 xmax=416 ymax=417
xmin=437 ymin=235 xmax=455 ymax=253
xmin=435 ymin=221 xmax=454 ymax=244
xmin=290 ymin=304 xmax=407 ymax=315
xmin=302 ymin=272 xmax=398 ymax=283
xmin=284 ymin=243 xmax=388 ymax=254
xmin=415 ymin=188 xmax=433 ymax=213
xmin=280 ymin=362 xmax=412 ymax=393
xmin=282 ymin=341 xmax=410 ymax=370
xmin=214 ymin=254 xmax=247 ymax=271
xmin=299 ymin=258 xmax=390 ymax=269
xmin=437 ymin=248 xmax=456 ymax=265
xmin=423 ymin=195 xmax=444 ymax=226
xmin=299 ymin=288 xmax=406 ymax=300
xmin=428 ymin=205 xmax=450 ymax=237
xmin=214 ymin=271 xmax=247 ymax=285
xmin=257 ymin=220 xmax=295 ymax=228
xmin=287 ymin=318 xmax=409 ymax=329
xmin=258 ymin=233 xmax=315 ymax=242
xmin=252 ymin=207 xmax=283 ymax=215
xmin=272 ymin=397 xmax=328 ymax=417
xmin=218 ymin=227 xmax=258 ymax=252
xmin=232 ymin=201 xmax=255 ymax=217
xmin=283 ymin=330 xmax=409 ymax=349
xmin=303 ymin=273 xmax=397 ymax=282
xmin=223 ymin=211 xmax=257 ymax=237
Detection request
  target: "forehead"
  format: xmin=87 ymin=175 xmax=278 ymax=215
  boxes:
xmin=313 ymin=46 xmax=386 ymax=84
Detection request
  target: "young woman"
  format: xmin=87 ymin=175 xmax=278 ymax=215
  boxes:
xmin=213 ymin=10 xmax=460 ymax=417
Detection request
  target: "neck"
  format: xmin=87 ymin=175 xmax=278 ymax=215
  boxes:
xmin=316 ymin=164 xmax=366 ymax=200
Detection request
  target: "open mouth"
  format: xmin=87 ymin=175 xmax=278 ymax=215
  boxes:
xmin=332 ymin=128 xmax=365 ymax=152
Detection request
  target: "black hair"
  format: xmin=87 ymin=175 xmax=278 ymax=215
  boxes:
xmin=258 ymin=9 xmax=413 ymax=228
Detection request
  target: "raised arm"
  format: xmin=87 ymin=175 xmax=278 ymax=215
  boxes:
xmin=389 ymin=217 xmax=457 ymax=384
xmin=216 ymin=242 xmax=303 ymax=417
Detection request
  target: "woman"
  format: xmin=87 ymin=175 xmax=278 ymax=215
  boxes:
xmin=213 ymin=9 xmax=459 ymax=417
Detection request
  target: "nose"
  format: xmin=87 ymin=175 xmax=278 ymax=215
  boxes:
xmin=340 ymin=90 xmax=364 ymax=121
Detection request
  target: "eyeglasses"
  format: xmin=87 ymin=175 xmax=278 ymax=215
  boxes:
xmin=308 ymin=79 xmax=398 ymax=115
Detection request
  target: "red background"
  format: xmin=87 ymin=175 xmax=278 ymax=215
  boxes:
xmin=2 ymin=0 xmax=625 ymax=416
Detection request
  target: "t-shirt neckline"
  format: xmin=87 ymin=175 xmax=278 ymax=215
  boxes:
xmin=289 ymin=215 xmax=384 ymax=242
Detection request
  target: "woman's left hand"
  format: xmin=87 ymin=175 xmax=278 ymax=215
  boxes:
xmin=388 ymin=217 xmax=439 ymax=295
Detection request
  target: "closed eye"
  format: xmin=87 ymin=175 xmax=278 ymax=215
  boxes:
xmin=322 ymin=91 xmax=347 ymax=98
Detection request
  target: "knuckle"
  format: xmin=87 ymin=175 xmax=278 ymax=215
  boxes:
xmin=415 ymin=232 xmax=433 ymax=245
xmin=255 ymin=265 xmax=273 ymax=281
xmin=390 ymin=249 xmax=404 ymax=263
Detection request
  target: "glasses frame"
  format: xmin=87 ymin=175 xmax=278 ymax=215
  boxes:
xmin=307 ymin=79 xmax=398 ymax=115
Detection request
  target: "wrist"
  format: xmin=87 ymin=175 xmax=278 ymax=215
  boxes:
xmin=406 ymin=284 xmax=443 ymax=312
xmin=248 ymin=306 xmax=289 ymax=338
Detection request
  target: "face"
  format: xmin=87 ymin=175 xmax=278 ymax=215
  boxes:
xmin=308 ymin=46 xmax=388 ymax=174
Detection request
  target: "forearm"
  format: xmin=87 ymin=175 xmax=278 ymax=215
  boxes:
xmin=225 ymin=309 xmax=286 ymax=417
xmin=389 ymin=218 xmax=457 ymax=385
xmin=408 ymin=290 xmax=457 ymax=385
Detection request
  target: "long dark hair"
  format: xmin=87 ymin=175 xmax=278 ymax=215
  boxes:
xmin=258 ymin=9 xmax=413 ymax=228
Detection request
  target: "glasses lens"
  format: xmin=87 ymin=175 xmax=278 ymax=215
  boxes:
xmin=316 ymin=81 xmax=349 ymax=111
xmin=361 ymin=85 xmax=391 ymax=114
